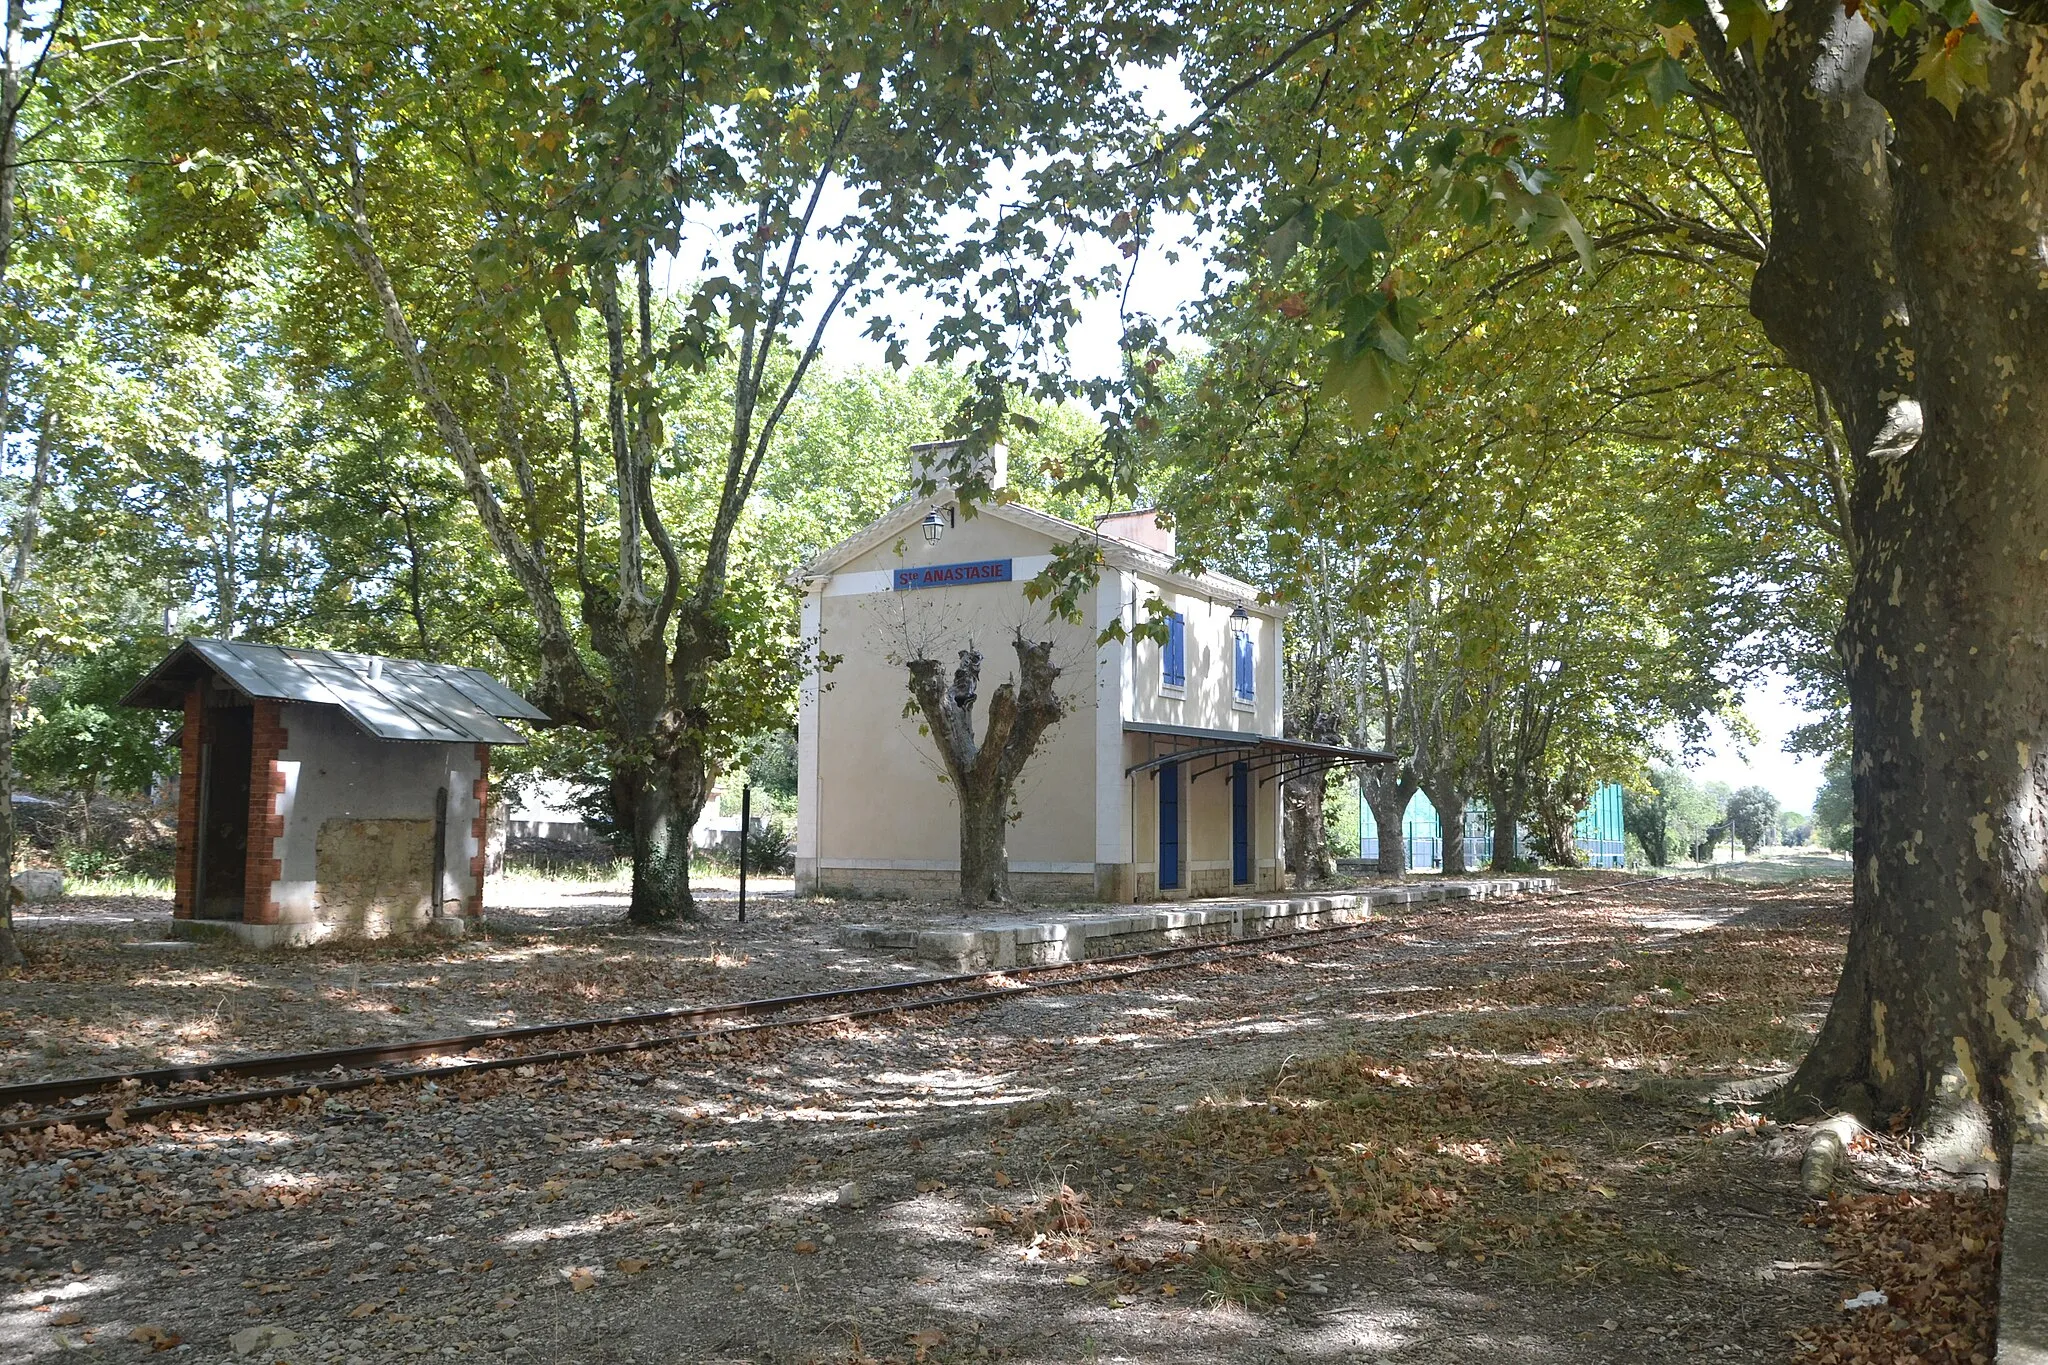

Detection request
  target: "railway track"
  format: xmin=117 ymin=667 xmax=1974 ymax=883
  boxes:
xmin=0 ymin=911 xmax=1424 ymax=1138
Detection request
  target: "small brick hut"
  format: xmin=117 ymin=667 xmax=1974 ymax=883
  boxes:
xmin=124 ymin=640 xmax=548 ymax=946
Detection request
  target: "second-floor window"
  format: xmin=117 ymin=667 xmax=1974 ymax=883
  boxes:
xmin=1233 ymin=626 xmax=1255 ymax=703
xmin=1163 ymin=611 xmax=1186 ymax=689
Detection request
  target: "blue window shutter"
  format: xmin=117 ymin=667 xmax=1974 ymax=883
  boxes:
xmin=1164 ymin=612 xmax=1185 ymax=687
xmin=1234 ymin=630 xmax=1254 ymax=700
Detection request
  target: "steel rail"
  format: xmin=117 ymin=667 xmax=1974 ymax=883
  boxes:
xmin=4 ymin=904 xmax=1457 ymax=1111
xmin=0 ymin=913 xmax=1416 ymax=1137
xmin=0 ymin=974 xmax=1031 ymax=1108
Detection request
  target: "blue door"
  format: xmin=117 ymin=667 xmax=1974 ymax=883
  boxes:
xmin=1231 ymin=762 xmax=1250 ymax=884
xmin=1159 ymin=761 xmax=1182 ymax=890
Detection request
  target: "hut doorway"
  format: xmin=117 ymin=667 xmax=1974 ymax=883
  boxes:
xmin=196 ymin=705 xmax=253 ymax=919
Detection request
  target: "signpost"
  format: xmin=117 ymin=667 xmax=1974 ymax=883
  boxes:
xmin=738 ymin=784 xmax=750 ymax=923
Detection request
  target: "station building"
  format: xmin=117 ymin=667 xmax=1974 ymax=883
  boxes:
xmin=794 ymin=444 xmax=1387 ymax=903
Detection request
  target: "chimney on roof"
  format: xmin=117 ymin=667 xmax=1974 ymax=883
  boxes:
xmin=908 ymin=439 xmax=1007 ymax=494
xmin=1094 ymin=508 xmax=1175 ymax=558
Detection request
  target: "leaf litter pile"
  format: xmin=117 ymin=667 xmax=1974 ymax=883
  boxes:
xmin=0 ymin=871 xmax=2011 ymax=1363
xmin=1791 ymin=1191 xmax=2003 ymax=1365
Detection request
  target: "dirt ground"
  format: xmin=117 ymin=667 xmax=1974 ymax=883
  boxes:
xmin=0 ymin=871 xmax=2000 ymax=1363
xmin=0 ymin=873 xmax=896 ymax=1085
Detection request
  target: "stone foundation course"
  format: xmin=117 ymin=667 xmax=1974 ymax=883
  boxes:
xmin=836 ymin=877 xmax=1556 ymax=969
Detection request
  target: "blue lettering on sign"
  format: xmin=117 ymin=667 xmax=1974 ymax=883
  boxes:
xmin=893 ymin=558 xmax=1013 ymax=591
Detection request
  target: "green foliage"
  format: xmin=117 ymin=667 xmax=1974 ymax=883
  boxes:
xmin=1162 ymin=0 xmax=1865 ymax=766
xmin=1814 ymin=753 xmax=1854 ymax=853
xmin=1623 ymin=766 xmax=1726 ymax=867
xmin=745 ymin=730 xmax=799 ymax=813
xmin=1725 ymin=785 xmax=1779 ymax=855
xmin=15 ymin=636 xmax=180 ymax=801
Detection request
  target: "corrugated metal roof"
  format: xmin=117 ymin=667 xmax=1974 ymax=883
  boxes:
xmin=121 ymin=639 xmax=548 ymax=745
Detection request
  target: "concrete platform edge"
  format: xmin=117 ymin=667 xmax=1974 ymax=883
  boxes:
xmin=837 ymin=877 xmax=1556 ymax=969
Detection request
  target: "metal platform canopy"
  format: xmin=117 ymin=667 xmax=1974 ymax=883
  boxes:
xmin=1124 ymin=720 xmax=1394 ymax=787
xmin=123 ymin=639 xmax=549 ymax=744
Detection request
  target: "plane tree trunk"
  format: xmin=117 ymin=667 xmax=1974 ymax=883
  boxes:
xmin=1425 ymin=783 xmax=1470 ymax=877
xmin=1696 ymin=5 xmax=2048 ymax=1162
xmin=1487 ymin=800 xmax=1520 ymax=871
xmin=907 ymin=636 xmax=1065 ymax=905
xmin=0 ymin=414 xmax=50 ymax=970
xmin=1361 ymin=765 xmax=1417 ymax=876
xmin=1285 ymin=777 xmax=1336 ymax=887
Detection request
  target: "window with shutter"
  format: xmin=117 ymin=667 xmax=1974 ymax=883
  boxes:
xmin=1233 ymin=628 xmax=1254 ymax=703
xmin=1163 ymin=612 xmax=1186 ymax=689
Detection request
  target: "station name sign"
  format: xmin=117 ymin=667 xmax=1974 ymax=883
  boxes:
xmin=893 ymin=558 xmax=1013 ymax=591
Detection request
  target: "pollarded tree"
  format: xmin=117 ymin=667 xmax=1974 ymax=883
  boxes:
xmin=904 ymin=636 xmax=1065 ymax=905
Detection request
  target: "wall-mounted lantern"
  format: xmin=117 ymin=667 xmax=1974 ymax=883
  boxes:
xmin=922 ymin=507 xmax=946 ymax=546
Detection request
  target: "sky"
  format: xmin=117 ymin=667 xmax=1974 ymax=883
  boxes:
xmin=1680 ymin=676 xmax=1829 ymax=814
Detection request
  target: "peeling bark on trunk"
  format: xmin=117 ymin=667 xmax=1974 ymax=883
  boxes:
xmin=1488 ymin=798 xmax=1520 ymax=871
xmin=609 ymin=600 xmax=727 ymax=926
xmin=1790 ymin=45 xmax=2048 ymax=1163
xmin=1424 ymin=783 xmax=1469 ymax=877
xmin=1361 ymin=766 xmax=1417 ymax=877
xmin=1697 ymin=7 xmax=2048 ymax=1159
xmin=1285 ymin=777 xmax=1335 ymax=887
xmin=906 ymin=637 xmax=1064 ymax=905
xmin=1480 ymin=679 xmax=1551 ymax=873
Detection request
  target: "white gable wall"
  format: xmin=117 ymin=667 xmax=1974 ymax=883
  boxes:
xmin=799 ymin=508 xmax=1110 ymax=899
